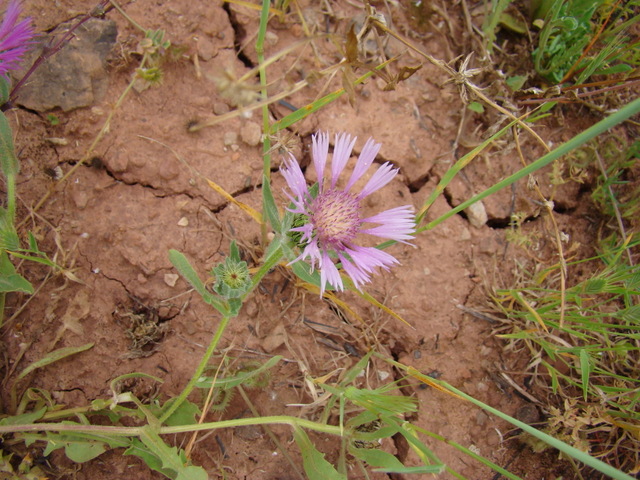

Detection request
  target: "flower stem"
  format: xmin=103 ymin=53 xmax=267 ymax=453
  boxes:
xmin=0 ymin=415 xmax=343 ymax=438
xmin=256 ymin=0 xmax=272 ymax=245
xmin=158 ymin=315 xmax=230 ymax=424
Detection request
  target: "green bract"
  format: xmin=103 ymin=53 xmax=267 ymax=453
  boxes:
xmin=212 ymin=241 xmax=251 ymax=299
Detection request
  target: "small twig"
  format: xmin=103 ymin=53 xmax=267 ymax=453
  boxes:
xmin=185 ymin=350 xmax=229 ymax=459
xmin=513 ymin=127 xmax=567 ymax=328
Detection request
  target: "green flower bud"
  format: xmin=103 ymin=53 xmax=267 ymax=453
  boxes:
xmin=212 ymin=241 xmax=251 ymax=299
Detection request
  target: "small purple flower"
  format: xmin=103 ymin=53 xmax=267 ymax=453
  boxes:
xmin=0 ymin=0 xmax=34 ymax=78
xmin=281 ymin=131 xmax=416 ymax=294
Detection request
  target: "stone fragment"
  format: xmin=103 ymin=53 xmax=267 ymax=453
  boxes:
xmin=15 ymin=19 xmax=117 ymax=112
xmin=240 ymin=121 xmax=262 ymax=147
xmin=213 ymin=102 xmax=230 ymax=115
xmin=465 ymin=201 xmax=488 ymax=228
xmin=223 ymin=131 xmax=237 ymax=146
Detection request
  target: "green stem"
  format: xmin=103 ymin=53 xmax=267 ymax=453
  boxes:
xmin=257 ymin=0 xmax=272 ymax=178
xmin=0 ymin=415 xmax=343 ymax=438
xmin=109 ymin=0 xmax=146 ymax=33
xmin=158 ymin=315 xmax=230 ymax=424
xmin=247 ymin=244 xmax=284 ymax=295
xmin=257 ymin=0 xmax=272 ymax=244
xmin=6 ymin=173 xmax=15 ymax=223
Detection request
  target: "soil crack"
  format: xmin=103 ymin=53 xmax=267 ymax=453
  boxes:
xmin=222 ymin=2 xmax=255 ymax=69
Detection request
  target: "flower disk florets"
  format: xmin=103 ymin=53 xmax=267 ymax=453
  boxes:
xmin=311 ymin=189 xmax=360 ymax=246
xmin=281 ymin=131 xmax=416 ymax=294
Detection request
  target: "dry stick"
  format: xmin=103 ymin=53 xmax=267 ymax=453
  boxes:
xmin=512 ymin=127 xmax=567 ymax=328
xmin=23 ymin=55 xmax=149 ymax=219
xmin=184 ymin=351 xmax=228 ymax=459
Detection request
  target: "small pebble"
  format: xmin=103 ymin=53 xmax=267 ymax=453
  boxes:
xmin=465 ymin=201 xmax=488 ymax=228
xmin=213 ymin=102 xmax=230 ymax=115
xmin=164 ymin=273 xmax=179 ymax=287
xmin=130 ymin=154 xmax=147 ymax=168
xmin=223 ymin=131 xmax=237 ymax=146
xmin=177 ymin=217 xmax=189 ymax=227
xmin=159 ymin=162 xmax=180 ymax=180
xmin=240 ymin=121 xmax=262 ymax=147
xmin=107 ymin=149 xmax=129 ymax=173
xmin=459 ymin=227 xmax=471 ymax=241
xmin=515 ymin=404 xmax=541 ymax=425
xmin=265 ymin=31 xmax=279 ymax=46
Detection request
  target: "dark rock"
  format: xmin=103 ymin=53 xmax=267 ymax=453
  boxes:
xmin=14 ymin=18 xmax=117 ymax=112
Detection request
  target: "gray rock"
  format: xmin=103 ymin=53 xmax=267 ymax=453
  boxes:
xmin=15 ymin=18 xmax=117 ymax=112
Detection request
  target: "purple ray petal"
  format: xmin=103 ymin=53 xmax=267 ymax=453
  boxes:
xmin=312 ymin=131 xmax=329 ymax=190
xmin=345 ymin=137 xmax=381 ymax=191
xmin=331 ymin=132 xmax=356 ymax=189
xmin=357 ymin=162 xmax=398 ymax=199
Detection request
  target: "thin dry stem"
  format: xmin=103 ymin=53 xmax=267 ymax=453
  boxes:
xmin=513 ymin=127 xmax=567 ymax=327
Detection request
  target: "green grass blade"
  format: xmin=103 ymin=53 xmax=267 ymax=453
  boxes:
xmin=579 ymin=348 xmax=591 ymax=401
xmin=420 ymin=96 xmax=640 ymax=233
xmin=269 ymin=57 xmax=396 ymax=134
xmin=408 ymin=368 xmax=635 ymax=480
xmin=415 ymin=118 xmax=515 ymax=225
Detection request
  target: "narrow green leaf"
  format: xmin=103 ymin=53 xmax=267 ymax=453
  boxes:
xmin=0 ymin=273 xmax=33 ymax=294
xmin=17 ymin=343 xmax=94 ymax=380
xmin=0 ymin=112 xmax=18 ymax=178
xmin=197 ymin=355 xmax=282 ymax=390
xmin=293 ymin=426 xmax=346 ymax=480
xmin=269 ymin=57 xmax=395 ymax=134
xmin=0 ymin=406 xmax=46 ymax=425
xmin=262 ymin=174 xmax=281 ymax=234
xmin=27 ymin=232 xmax=40 ymax=253
xmin=579 ymin=349 xmax=590 ymax=401
xmin=168 ymin=249 xmax=228 ymax=316
xmin=350 ymin=448 xmax=405 ymax=471
xmin=0 ymin=77 xmax=10 ymax=105
xmin=539 ymin=101 xmax=557 ymax=113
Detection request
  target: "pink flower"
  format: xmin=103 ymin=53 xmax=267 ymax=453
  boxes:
xmin=281 ymin=131 xmax=415 ymax=294
xmin=0 ymin=0 xmax=34 ymax=78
